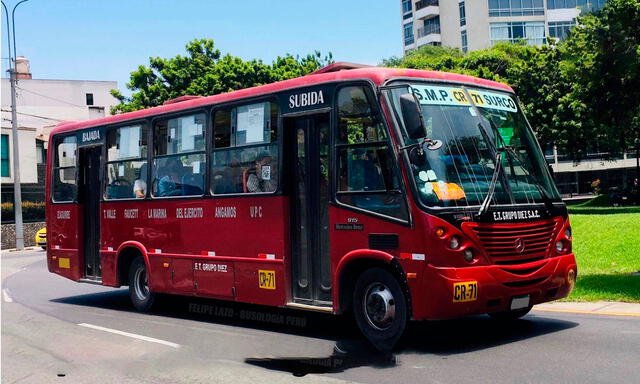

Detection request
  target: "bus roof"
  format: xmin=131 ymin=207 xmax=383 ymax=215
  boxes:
xmin=50 ymin=64 xmax=514 ymax=136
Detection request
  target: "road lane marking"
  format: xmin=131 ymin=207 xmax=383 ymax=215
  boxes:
xmin=78 ymin=323 xmax=180 ymax=348
xmin=3 ymin=289 xmax=13 ymax=302
xmin=533 ymin=308 xmax=640 ymax=318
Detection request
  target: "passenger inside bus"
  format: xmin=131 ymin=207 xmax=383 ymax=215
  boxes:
xmin=246 ymin=152 xmax=277 ymax=193
xmin=157 ymin=158 xmax=184 ymax=196
xmin=212 ymin=152 xmax=244 ymax=194
xmin=133 ymin=163 xmax=147 ymax=198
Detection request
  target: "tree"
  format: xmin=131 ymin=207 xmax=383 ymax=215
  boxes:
xmin=111 ymin=39 xmax=332 ymax=114
xmin=560 ymin=0 xmax=640 ymax=158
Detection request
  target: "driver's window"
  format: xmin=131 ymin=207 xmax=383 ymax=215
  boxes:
xmin=105 ymin=124 xmax=148 ymax=199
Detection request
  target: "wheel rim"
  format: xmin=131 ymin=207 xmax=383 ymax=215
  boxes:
xmin=133 ymin=265 xmax=149 ymax=301
xmin=363 ymin=283 xmax=396 ymax=331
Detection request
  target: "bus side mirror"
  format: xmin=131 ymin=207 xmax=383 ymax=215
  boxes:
xmin=400 ymin=93 xmax=427 ymax=140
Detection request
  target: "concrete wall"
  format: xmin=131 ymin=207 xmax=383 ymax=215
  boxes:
xmin=1 ymin=221 xmax=45 ymax=249
xmin=1 ymin=126 xmax=38 ymax=184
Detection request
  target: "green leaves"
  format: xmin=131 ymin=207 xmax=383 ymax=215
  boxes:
xmin=111 ymin=39 xmax=332 ymax=114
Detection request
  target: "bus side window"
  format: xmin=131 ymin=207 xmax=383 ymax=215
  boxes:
xmin=151 ymin=113 xmax=206 ymax=197
xmin=52 ymin=135 xmax=78 ymax=202
xmin=211 ymin=102 xmax=278 ymax=195
xmin=105 ymin=124 xmax=148 ymax=199
xmin=335 ymin=86 xmax=408 ymax=221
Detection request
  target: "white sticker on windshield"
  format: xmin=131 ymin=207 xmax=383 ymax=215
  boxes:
xmin=409 ymin=85 xmax=517 ymax=113
xmin=262 ymin=165 xmax=271 ymax=180
xmin=419 ymin=171 xmax=429 ymax=182
xmin=426 ymin=170 xmax=437 ymax=181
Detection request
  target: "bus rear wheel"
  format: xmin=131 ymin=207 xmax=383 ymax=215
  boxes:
xmin=128 ymin=256 xmax=156 ymax=312
xmin=353 ymin=268 xmax=407 ymax=351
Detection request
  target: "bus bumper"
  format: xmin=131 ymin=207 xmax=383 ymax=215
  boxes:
xmin=412 ymin=253 xmax=577 ymax=320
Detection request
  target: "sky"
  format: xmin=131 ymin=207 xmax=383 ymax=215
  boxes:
xmin=1 ymin=0 xmax=402 ymax=94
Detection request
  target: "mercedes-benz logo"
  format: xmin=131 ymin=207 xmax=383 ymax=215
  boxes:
xmin=514 ymin=238 xmax=525 ymax=254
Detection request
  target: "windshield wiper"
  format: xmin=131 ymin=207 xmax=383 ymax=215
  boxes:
xmin=478 ymin=150 xmax=503 ymax=217
xmin=501 ymin=144 xmax=556 ymax=211
xmin=485 ymin=117 xmax=555 ymax=211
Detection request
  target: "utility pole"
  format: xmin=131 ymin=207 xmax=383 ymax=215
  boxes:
xmin=2 ymin=0 xmax=29 ymax=250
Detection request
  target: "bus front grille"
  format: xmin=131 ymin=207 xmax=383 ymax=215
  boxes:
xmin=463 ymin=218 xmax=559 ymax=265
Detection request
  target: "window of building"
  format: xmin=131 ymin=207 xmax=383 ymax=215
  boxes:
xmin=105 ymin=124 xmax=148 ymax=199
xmin=488 ymin=0 xmax=544 ymax=17
xmin=211 ymin=101 xmax=279 ymax=194
xmin=459 ymin=1 xmax=466 ymax=26
xmin=402 ymin=0 xmax=412 ymax=13
xmin=416 ymin=0 xmax=439 ymax=10
xmin=490 ymin=21 xmax=546 ymax=46
xmin=52 ymin=136 xmax=77 ymax=202
xmin=1 ymin=134 xmax=9 ymax=177
xmin=152 ymin=113 xmax=206 ymax=197
xmin=36 ymin=139 xmax=46 ymax=165
xmin=335 ymin=86 xmax=408 ymax=220
xmin=461 ymin=30 xmax=468 ymax=52
xmin=86 ymin=93 xmax=94 ymax=106
xmin=548 ymin=0 xmax=605 ymax=11
xmin=422 ymin=16 xmax=441 ymax=36
xmin=549 ymin=20 xmax=577 ymax=41
xmin=404 ymin=22 xmax=414 ymax=45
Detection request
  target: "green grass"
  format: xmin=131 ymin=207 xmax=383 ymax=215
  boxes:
xmin=565 ymin=212 xmax=640 ymax=302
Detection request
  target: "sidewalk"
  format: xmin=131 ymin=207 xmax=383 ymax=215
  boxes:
xmin=534 ymin=301 xmax=640 ymax=317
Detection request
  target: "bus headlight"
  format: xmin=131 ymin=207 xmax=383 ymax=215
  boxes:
xmin=555 ymin=240 xmax=565 ymax=252
xmin=564 ymin=227 xmax=572 ymax=239
xmin=449 ymin=236 xmax=460 ymax=250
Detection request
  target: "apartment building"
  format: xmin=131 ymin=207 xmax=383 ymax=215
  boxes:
xmin=401 ymin=0 xmax=606 ymax=54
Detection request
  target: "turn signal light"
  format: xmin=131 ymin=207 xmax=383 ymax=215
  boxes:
xmin=435 ymin=227 xmax=445 ymax=237
xmin=567 ymin=268 xmax=576 ymax=286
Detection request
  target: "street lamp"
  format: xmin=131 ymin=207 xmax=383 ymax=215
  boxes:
xmin=2 ymin=0 xmax=29 ymax=250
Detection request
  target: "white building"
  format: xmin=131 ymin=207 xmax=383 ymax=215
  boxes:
xmin=401 ymin=0 xmax=606 ymax=54
xmin=1 ymin=57 xmax=118 ymax=187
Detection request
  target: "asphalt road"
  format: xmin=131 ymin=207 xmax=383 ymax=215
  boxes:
xmin=2 ymin=249 xmax=639 ymax=383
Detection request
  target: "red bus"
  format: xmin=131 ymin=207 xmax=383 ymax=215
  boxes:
xmin=46 ymin=63 xmax=577 ymax=350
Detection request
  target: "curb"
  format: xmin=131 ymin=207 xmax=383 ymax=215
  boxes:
xmin=533 ymin=301 xmax=640 ymax=317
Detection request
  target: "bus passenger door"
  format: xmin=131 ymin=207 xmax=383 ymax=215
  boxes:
xmin=285 ymin=113 xmax=332 ymax=306
xmin=78 ymin=146 xmax=102 ymax=280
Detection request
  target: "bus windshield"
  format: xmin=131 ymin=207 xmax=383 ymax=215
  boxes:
xmin=388 ymin=82 xmax=560 ymax=209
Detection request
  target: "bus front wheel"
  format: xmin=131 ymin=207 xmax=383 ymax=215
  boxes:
xmin=352 ymin=267 xmax=407 ymax=351
xmin=128 ymin=256 xmax=156 ymax=312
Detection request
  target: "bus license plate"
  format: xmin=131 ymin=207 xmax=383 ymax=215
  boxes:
xmin=453 ymin=281 xmax=477 ymax=302
xmin=258 ymin=270 xmax=276 ymax=290
xmin=510 ymin=295 xmax=530 ymax=310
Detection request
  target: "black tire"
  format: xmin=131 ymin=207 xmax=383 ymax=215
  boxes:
xmin=41 ymin=246 xmax=46 ymax=250
xmin=489 ymin=306 xmax=532 ymax=320
xmin=352 ymin=267 xmax=408 ymax=351
xmin=128 ymin=256 xmax=156 ymax=312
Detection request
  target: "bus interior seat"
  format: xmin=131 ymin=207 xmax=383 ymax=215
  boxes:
xmin=242 ymin=167 xmax=256 ymax=193
xmin=182 ymin=173 xmax=204 ymax=195
xmin=107 ymin=180 xmax=133 ymax=199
